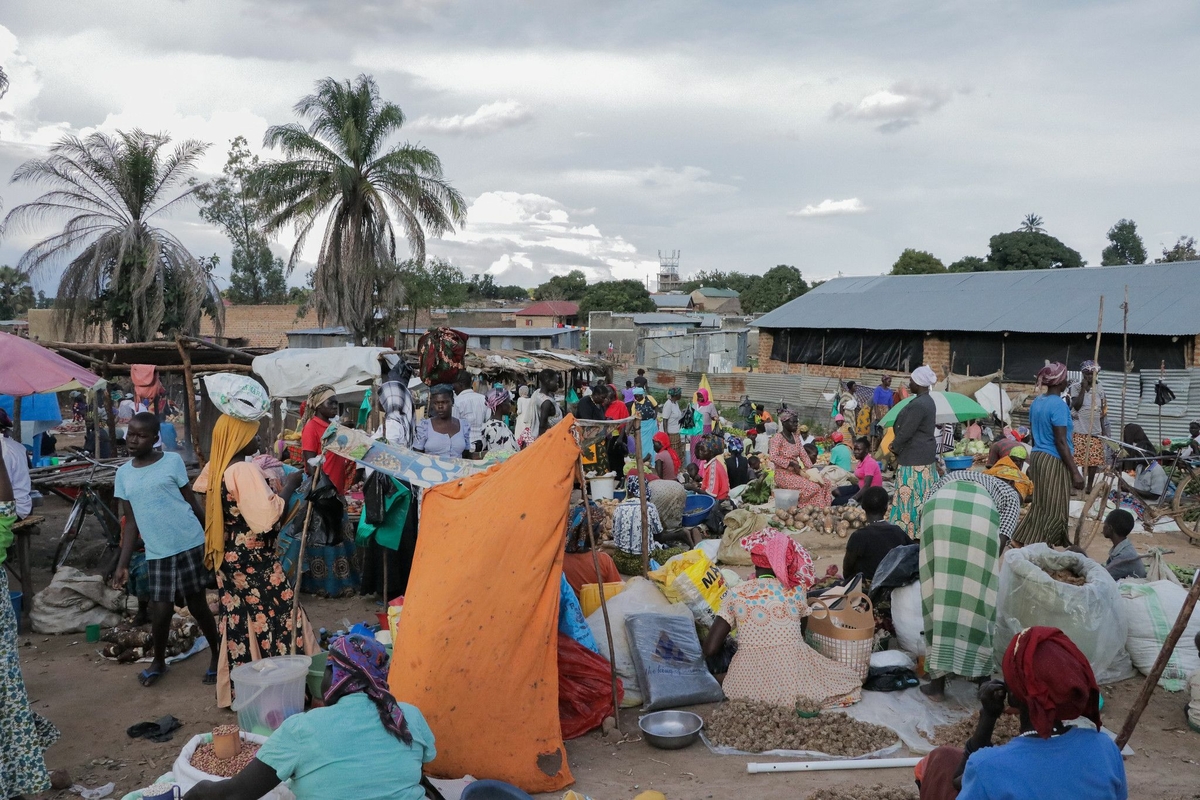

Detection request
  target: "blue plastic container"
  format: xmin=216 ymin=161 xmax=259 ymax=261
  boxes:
xmin=9 ymin=591 xmax=22 ymax=620
xmin=943 ymin=455 xmax=975 ymax=471
xmin=159 ymin=422 xmax=179 ymax=451
xmin=681 ymin=493 xmax=716 ymax=527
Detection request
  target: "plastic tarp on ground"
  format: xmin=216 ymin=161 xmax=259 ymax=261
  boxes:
xmin=389 ymin=417 xmax=580 ymax=793
xmin=251 ymin=347 xmax=389 ymax=399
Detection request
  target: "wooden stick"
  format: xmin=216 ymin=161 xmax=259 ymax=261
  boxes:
xmin=633 ymin=422 xmax=651 ymax=575
xmin=11 ymin=394 xmax=21 ymax=444
xmin=1115 ymin=574 xmax=1200 ymax=750
xmin=577 ymin=458 xmax=621 ymax=730
xmin=180 ymin=335 xmax=257 ymax=363
xmin=1076 ymin=297 xmax=1104 ymax=547
xmin=289 ymin=500 xmax=315 ymax=656
xmin=176 ymin=339 xmax=204 ymax=466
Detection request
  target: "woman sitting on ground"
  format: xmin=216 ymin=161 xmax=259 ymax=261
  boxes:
xmin=769 ymin=412 xmax=832 ymax=508
xmin=842 ymin=486 xmax=912 ymax=583
xmin=983 ymin=444 xmax=1034 ymax=502
xmin=915 ymin=626 xmax=1126 ymax=800
xmin=703 ymin=530 xmax=862 ymax=709
xmin=652 ymin=431 xmax=680 ymax=481
xmin=725 ymin=434 xmax=751 ymax=489
xmin=696 ymin=435 xmax=730 ymax=501
xmin=184 ymin=635 xmax=436 ymax=800
xmin=833 ymin=437 xmax=883 ymax=506
xmin=562 ymin=502 xmax=621 ymax=597
xmin=413 ymin=384 xmax=471 ymax=459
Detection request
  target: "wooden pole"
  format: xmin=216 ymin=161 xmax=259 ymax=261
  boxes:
xmin=1075 ymin=298 xmax=1105 ymax=547
xmin=633 ymin=422 xmax=651 ymax=575
xmin=289 ymin=501 xmax=315 ymax=656
xmin=1115 ymin=574 xmax=1200 ymax=750
xmin=180 ymin=335 xmax=256 ymax=363
xmin=1118 ymin=287 xmax=1130 ymax=443
xmin=176 ymin=339 xmax=204 ymax=466
xmin=10 ymin=395 xmax=21 ymax=444
xmin=577 ymin=458 xmax=622 ymax=730
xmin=998 ymin=337 xmax=1006 ymax=426
xmin=103 ymin=365 xmax=117 ymax=450
xmin=1158 ymin=360 xmax=1166 ymax=444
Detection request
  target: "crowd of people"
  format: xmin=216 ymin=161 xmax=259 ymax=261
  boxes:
xmin=4 ymin=353 xmax=1194 ymax=800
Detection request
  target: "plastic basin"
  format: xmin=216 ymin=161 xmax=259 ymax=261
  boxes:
xmin=775 ymin=489 xmax=800 ymax=510
xmin=230 ymin=655 xmax=311 ymax=736
xmin=589 ymin=475 xmax=616 ymax=500
xmin=682 ymin=493 xmax=716 ymax=527
xmin=944 ymin=455 xmax=975 ymax=471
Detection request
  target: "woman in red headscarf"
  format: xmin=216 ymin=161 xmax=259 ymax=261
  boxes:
xmin=652 ymin=431 xmax=681 ymax=480
xmin=703 ymin=530 xmax=861 ymax=709
xmin=914 ymin=626 xmax=1126 ymax=800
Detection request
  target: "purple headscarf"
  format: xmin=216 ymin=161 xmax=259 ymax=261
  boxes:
xmin=485 ymin=386 xmax=511 ymax=412
xmin=326 ymin=634 xmax=412 ymax=745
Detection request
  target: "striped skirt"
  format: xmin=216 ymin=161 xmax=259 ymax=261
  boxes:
xmin=1012 ymin=451 xmax=1072 ymax=547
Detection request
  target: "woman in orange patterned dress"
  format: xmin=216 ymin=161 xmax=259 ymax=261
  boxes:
xmin=703 ymin=530 xmax=861 ymax=709
xmin=769 ymin=411 xmax=833 ymax=508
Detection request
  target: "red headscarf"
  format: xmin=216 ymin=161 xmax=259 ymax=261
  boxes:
xmin=1002 ymin=626 xmax=1101 ymax=739
xmin=652 ymin=431 xmax=681 ymax=472
xmin=739 ymin=529 xmax=815 ymax=591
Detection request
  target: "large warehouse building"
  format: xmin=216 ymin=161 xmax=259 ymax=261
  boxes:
xmin=751 ymin=262 xmax=1200 ymax=383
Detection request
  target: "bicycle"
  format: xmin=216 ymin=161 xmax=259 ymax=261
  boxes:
xmin=49 ymin=451 xmax=124 ymax=573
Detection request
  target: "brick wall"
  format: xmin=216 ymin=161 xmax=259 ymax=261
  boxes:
xmin=1193 ymin=334 xmax=1200 ymax=367
xmin=200 ymin=305 xmax=318 ymax=348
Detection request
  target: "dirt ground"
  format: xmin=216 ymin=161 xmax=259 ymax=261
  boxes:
xmin=17 ymin=492 xmax=1200 ymax=800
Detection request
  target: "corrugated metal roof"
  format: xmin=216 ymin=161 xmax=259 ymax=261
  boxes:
xmin=633 ymin=314 xmax=703 ymax=325
xmin=400 ymin=326 xmax=579 ymax=337
xmin=651 ymin=294 xmax=694 ymax=308
xmin=286 ymin=327 xmax=351 ymax=335
xmin=695 ymin=287 xmax=740 ymax=298
xmin=752 ymin=261 xmax=1200 ymax=336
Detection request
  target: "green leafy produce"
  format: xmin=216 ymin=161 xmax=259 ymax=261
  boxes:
xmin=743 ymin=477 xmax=773 ymax=505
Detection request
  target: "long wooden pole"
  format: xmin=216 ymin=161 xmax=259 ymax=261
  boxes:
xmin=633 ymin=422 xmax=652 ymax=575
xmin=176 ymin=339 xmax=204 ymax=466
xmin=577 ymin=458 xmax=621 ymax=730
xmin=180 ymin=335 xmax=256 ymax=363
xmin=1075 ymin=298 xmax=1104 ymax=547
xmin=1118 ymin=287 xmax=1130 ymax=443
xmin=998 ymin=337 xmax=1006 ymax=426
xmin=1116 ymin=575 xmax=1200 ymax=750
xmin=10 ymin=394 xmax=21 ymax=444
xmin=289 ymin=501 xmax=315 ymax=656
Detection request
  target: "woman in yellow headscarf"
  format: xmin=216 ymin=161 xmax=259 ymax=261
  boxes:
xmin=984 ymin=444 xmax=1035 ymax=501
xmin=194 ymin=414 xmax=316 ymax=707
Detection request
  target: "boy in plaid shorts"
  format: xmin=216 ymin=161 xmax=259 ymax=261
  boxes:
xmin=112 ymin=413 xmax=220 ymax=687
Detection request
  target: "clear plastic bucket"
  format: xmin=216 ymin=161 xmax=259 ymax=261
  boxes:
xmin=230 ymin=655 xmax=311 ymax=736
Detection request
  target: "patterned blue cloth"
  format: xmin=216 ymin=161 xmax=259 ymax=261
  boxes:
xmin=558 ymin=574 xmax=600 ymax=654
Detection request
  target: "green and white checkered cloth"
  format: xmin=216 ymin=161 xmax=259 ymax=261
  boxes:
xmin=919 ymin=480 xmax=1001 ymax=679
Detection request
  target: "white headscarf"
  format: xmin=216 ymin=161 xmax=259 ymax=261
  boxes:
xmin=911 ymin=365 xmax=938 ymax=388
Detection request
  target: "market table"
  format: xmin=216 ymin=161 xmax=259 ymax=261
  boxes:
xmin=6 ymin=514 xmax=42 ymax=633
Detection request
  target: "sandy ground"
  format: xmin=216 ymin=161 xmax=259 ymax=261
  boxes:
xmin=16 ymin=492 xmax=1200 ymax=800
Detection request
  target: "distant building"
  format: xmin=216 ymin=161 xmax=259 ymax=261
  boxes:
xmin=691 ymin=287 xmax=742 ymax=314
xmin=199 ymin=304 xmax=318 ymax=348
xmin=649 ymin=293 xmax=696 ymax=313
xmin=515 ymin=300 xmax=579 ymax=328
xmin=429 ymin=307 xmax=517 ymax=328
xmin=286 ymin=326 xmax=356 ymax=349
xmin=401 ymin=326 xmax=582 ymax=352
xmin=639 ymin=328 xmax=749 ymax=372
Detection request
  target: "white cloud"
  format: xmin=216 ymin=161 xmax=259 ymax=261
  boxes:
xmin=559 ymin=165 xmax=735 ymax=198
xmin=789 ymin=198 xmax=869 ymax=217
xmin=829 ymin=82 xmax=953 ymax=133
xmin=409 ymin=100 xmax=532 ymax=136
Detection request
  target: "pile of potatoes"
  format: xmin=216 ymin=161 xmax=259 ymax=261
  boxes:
xmin=772 ymin=505 xmax=869 ymax=538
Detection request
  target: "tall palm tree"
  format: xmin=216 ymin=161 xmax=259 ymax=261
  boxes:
xmin=1020 ymin=213 xmax=1045 ymax=233
xmin=252 ymin=74 xmax=467 ymax=343
xmin=2 ymin=130 xmax=221 ymax=341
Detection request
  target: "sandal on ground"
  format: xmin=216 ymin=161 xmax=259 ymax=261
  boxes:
xmin=138 ymin=666 xmax=167 ymax=687
xmin=202 ymin=669 xmax=218 ymax=685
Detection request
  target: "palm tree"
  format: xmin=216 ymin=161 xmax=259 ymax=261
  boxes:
xmin=1020 ymin=213 xmax=1045 ymax=233
xmin=2 ymin=130 xmax=221 ymax=341
xmin=0 ymin=66 xmax=9 ymax=100
xmin=252 ymin=74 xmax=467 ymax=343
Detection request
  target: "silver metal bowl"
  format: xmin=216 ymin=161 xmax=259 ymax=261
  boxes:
xmin=638 ymin=710 xmax=704 ymax=750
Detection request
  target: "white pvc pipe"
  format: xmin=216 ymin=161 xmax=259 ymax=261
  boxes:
xmin=747 ymin=757 xmax=923 ymax=774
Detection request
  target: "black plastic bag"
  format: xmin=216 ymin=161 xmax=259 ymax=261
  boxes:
xmin=869 ymin=544 xmax=920 ymax=603
xmin=863 ymin=666 xmax=920 ymax=692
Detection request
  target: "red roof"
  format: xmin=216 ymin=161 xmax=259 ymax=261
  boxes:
xmin=516 ymin=300 xmax=579 ymax=317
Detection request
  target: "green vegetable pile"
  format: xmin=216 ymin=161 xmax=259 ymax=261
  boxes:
xmin=742 ymin=476 xmax=773 ymax=505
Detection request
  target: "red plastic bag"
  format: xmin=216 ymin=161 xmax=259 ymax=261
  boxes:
xmin=558 ymin=635 xmax=622 ymax=740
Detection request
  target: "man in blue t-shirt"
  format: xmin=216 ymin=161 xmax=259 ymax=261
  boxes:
xmin=916 ymin=625 xmax=1127 ymax=800
xmin=111 ymin=413 xmax=220 ymax=687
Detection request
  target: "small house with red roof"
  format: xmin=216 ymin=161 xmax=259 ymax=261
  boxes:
xmin=516 ymin=300 xmax=579 ymax=328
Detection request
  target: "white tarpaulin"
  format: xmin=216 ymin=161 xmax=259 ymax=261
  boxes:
xmin=251 ymin=347 xmax=389 ymax=399
xmin=974 ymin=382 xmax=1013 ymax=424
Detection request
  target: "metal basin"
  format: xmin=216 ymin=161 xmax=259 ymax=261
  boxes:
xmin=639 ymin=710 xmax=704 ymax=750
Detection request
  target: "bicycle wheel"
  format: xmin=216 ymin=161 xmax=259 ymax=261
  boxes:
xmin=1075 ymin=473 xmax=1116 ymax=549
xmin=52 ymin=499 xmax=88 ymax=572
xmin=1171 ymin=465 xmax=1200 ymax=544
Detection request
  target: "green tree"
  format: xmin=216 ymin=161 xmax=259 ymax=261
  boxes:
xmin=680 ymin=270 xmax=759 ymax=295
xmin=396 ymin=257 xmax=471 ymax=332
xmin=251 ymin=75 xmax=467 ymax=343
xmin=739 ymin=265 xmax=808 ymax=313
xmin=35 ymin=290 xmax=54 ymax=309
xmin=2 ymin=130 xmax=222 ymax=341
xmin=533 ymin=269 xmax=588 ymax=301
xmin=1020 ymin=213 xmax=1045 ymax=233
xmin=0 ymin=266 xmax=34 ymax=318
xmin=1156 ymin=235 xmax=1198 ymax=263
xmin=890 ymin=249 xmax=946 ymax=275
xmin=578 ymin=279 xmax=656 ymax=318
xmin=987 ymin=231 xmax=1084 ymax=270
xmin=466 ymin=273 xmax=527 ymax=302
xmin=1100 ymin=219 xmax=1147 ymax=266
xmin=948 ymin=256 xmax=992 ymax=272
xmin=195 ymin=136 xmax=288 ymax=304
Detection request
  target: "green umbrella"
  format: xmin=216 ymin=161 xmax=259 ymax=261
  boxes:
xmin=878 ymin=391 xmax=990 ymax=428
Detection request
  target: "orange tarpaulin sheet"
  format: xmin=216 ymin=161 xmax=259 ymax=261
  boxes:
xmin=389 ymin=416 xmax=579 ymax=793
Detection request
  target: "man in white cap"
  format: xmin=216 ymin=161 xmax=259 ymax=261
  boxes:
xmin=887 ymin=365 xmax=939 ymax=537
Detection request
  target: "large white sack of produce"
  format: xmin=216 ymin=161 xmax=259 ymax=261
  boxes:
xmin=891 ymin=581 xmax=926 ymax=659
xmin=993 ymin=544 xmax=1131 ymax=685
xmin=31 ymin=566 xmax=128 ymax=634
xmin=173 ymin=732 xmax=294 ymax=799
xmin=584 ymin=577 xmax=691 ymax=707
xmin=1120 ymin=580 xmax=1200 ymax=691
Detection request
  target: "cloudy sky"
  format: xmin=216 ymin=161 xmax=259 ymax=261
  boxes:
xmin=1 ymin=0 xmax=1198 ymax=295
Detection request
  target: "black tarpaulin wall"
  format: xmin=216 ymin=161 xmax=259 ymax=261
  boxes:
xmin=946 ymin=332 xmax=1187 ymax=379
xmin=769 ymin=329 xmax=924 ymax=371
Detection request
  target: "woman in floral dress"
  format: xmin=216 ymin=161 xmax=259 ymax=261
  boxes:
xmin=195 ymin=413 xmax=318 ymax=708
xmin=769 ymin=411 xmax=833 ymax=508
xmin=703 ymin=529 xmax=861 ymax=709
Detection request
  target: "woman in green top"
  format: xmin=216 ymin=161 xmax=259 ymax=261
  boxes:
xmin=0 ymin=446 xmax=60 ymax=796
xmin=186 ymin=634 xmax=435 ymax=800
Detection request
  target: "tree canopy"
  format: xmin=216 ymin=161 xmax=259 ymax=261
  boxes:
xmin=738 ymin=265 xmax=809 ymax=313
xmin=533 ymin=270 xmax=588 ymax=301
xmin=987 ymin=231 xmax=1084 ymax=270
xmin=467 ymin=273 xmax=527 ymax=302
xmin=0 ymin=266 xmax=34 ymax=319
xmin=1156 ymin=236 xmax=1198 ymax=263
xmin=891 ymin=249 xmax=946 ymax=275
xmin=1100 ymin=219 xmax=1147 ymax=266
xmin=948 ymin=256 xmax=990 ymax=273
xmin=578 ymin=280 xmax=655 ymax=318
xmin=680 ymin=270 xmax=760 ymax=295
xmin=1020 ymin=213 xmax=1046 ymax=233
